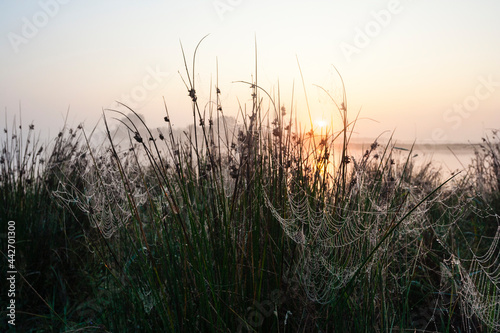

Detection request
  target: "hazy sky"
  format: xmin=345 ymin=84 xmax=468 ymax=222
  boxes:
xmin=1 ymin=0 xmax=499 ymax=142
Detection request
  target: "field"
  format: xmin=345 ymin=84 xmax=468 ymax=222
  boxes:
xmin=1 ymin=60 xmax=500 ymax=332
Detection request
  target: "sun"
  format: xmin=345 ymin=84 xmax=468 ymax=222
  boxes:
xmin=315 ymin=119 xmax=327 ymax=128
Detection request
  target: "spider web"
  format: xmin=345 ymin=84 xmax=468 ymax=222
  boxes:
xmin=265 ymin=160 xmax=500 ymax=330
xmin=53 ymin=148 xmax=148 ymax=238
xmin=440 ymin=224 xmax=500 ymax=331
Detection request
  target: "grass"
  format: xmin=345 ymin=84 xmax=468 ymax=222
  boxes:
xmin=1 ymin=44 xmax=500 ymax=332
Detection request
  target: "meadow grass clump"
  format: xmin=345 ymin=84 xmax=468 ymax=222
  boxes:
xmin=468 ymin=130 xmax=500 ymax=227
xmin=2 ymin=42 xmax=500 ymax=332
xmin=58 ymin=84 xmax=497 ymax=331
xmin=0 ymin=119 xmax=103 ymax=332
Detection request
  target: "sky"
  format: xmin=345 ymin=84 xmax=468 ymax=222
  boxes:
xmin=1 ymin=0 xmax=499 ymax=143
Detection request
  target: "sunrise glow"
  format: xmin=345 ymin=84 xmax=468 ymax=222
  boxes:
xmin=315 ymin=119 xmax=327 ymax=129
xmin=1 ymin=1 xmax=499 ymax=143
